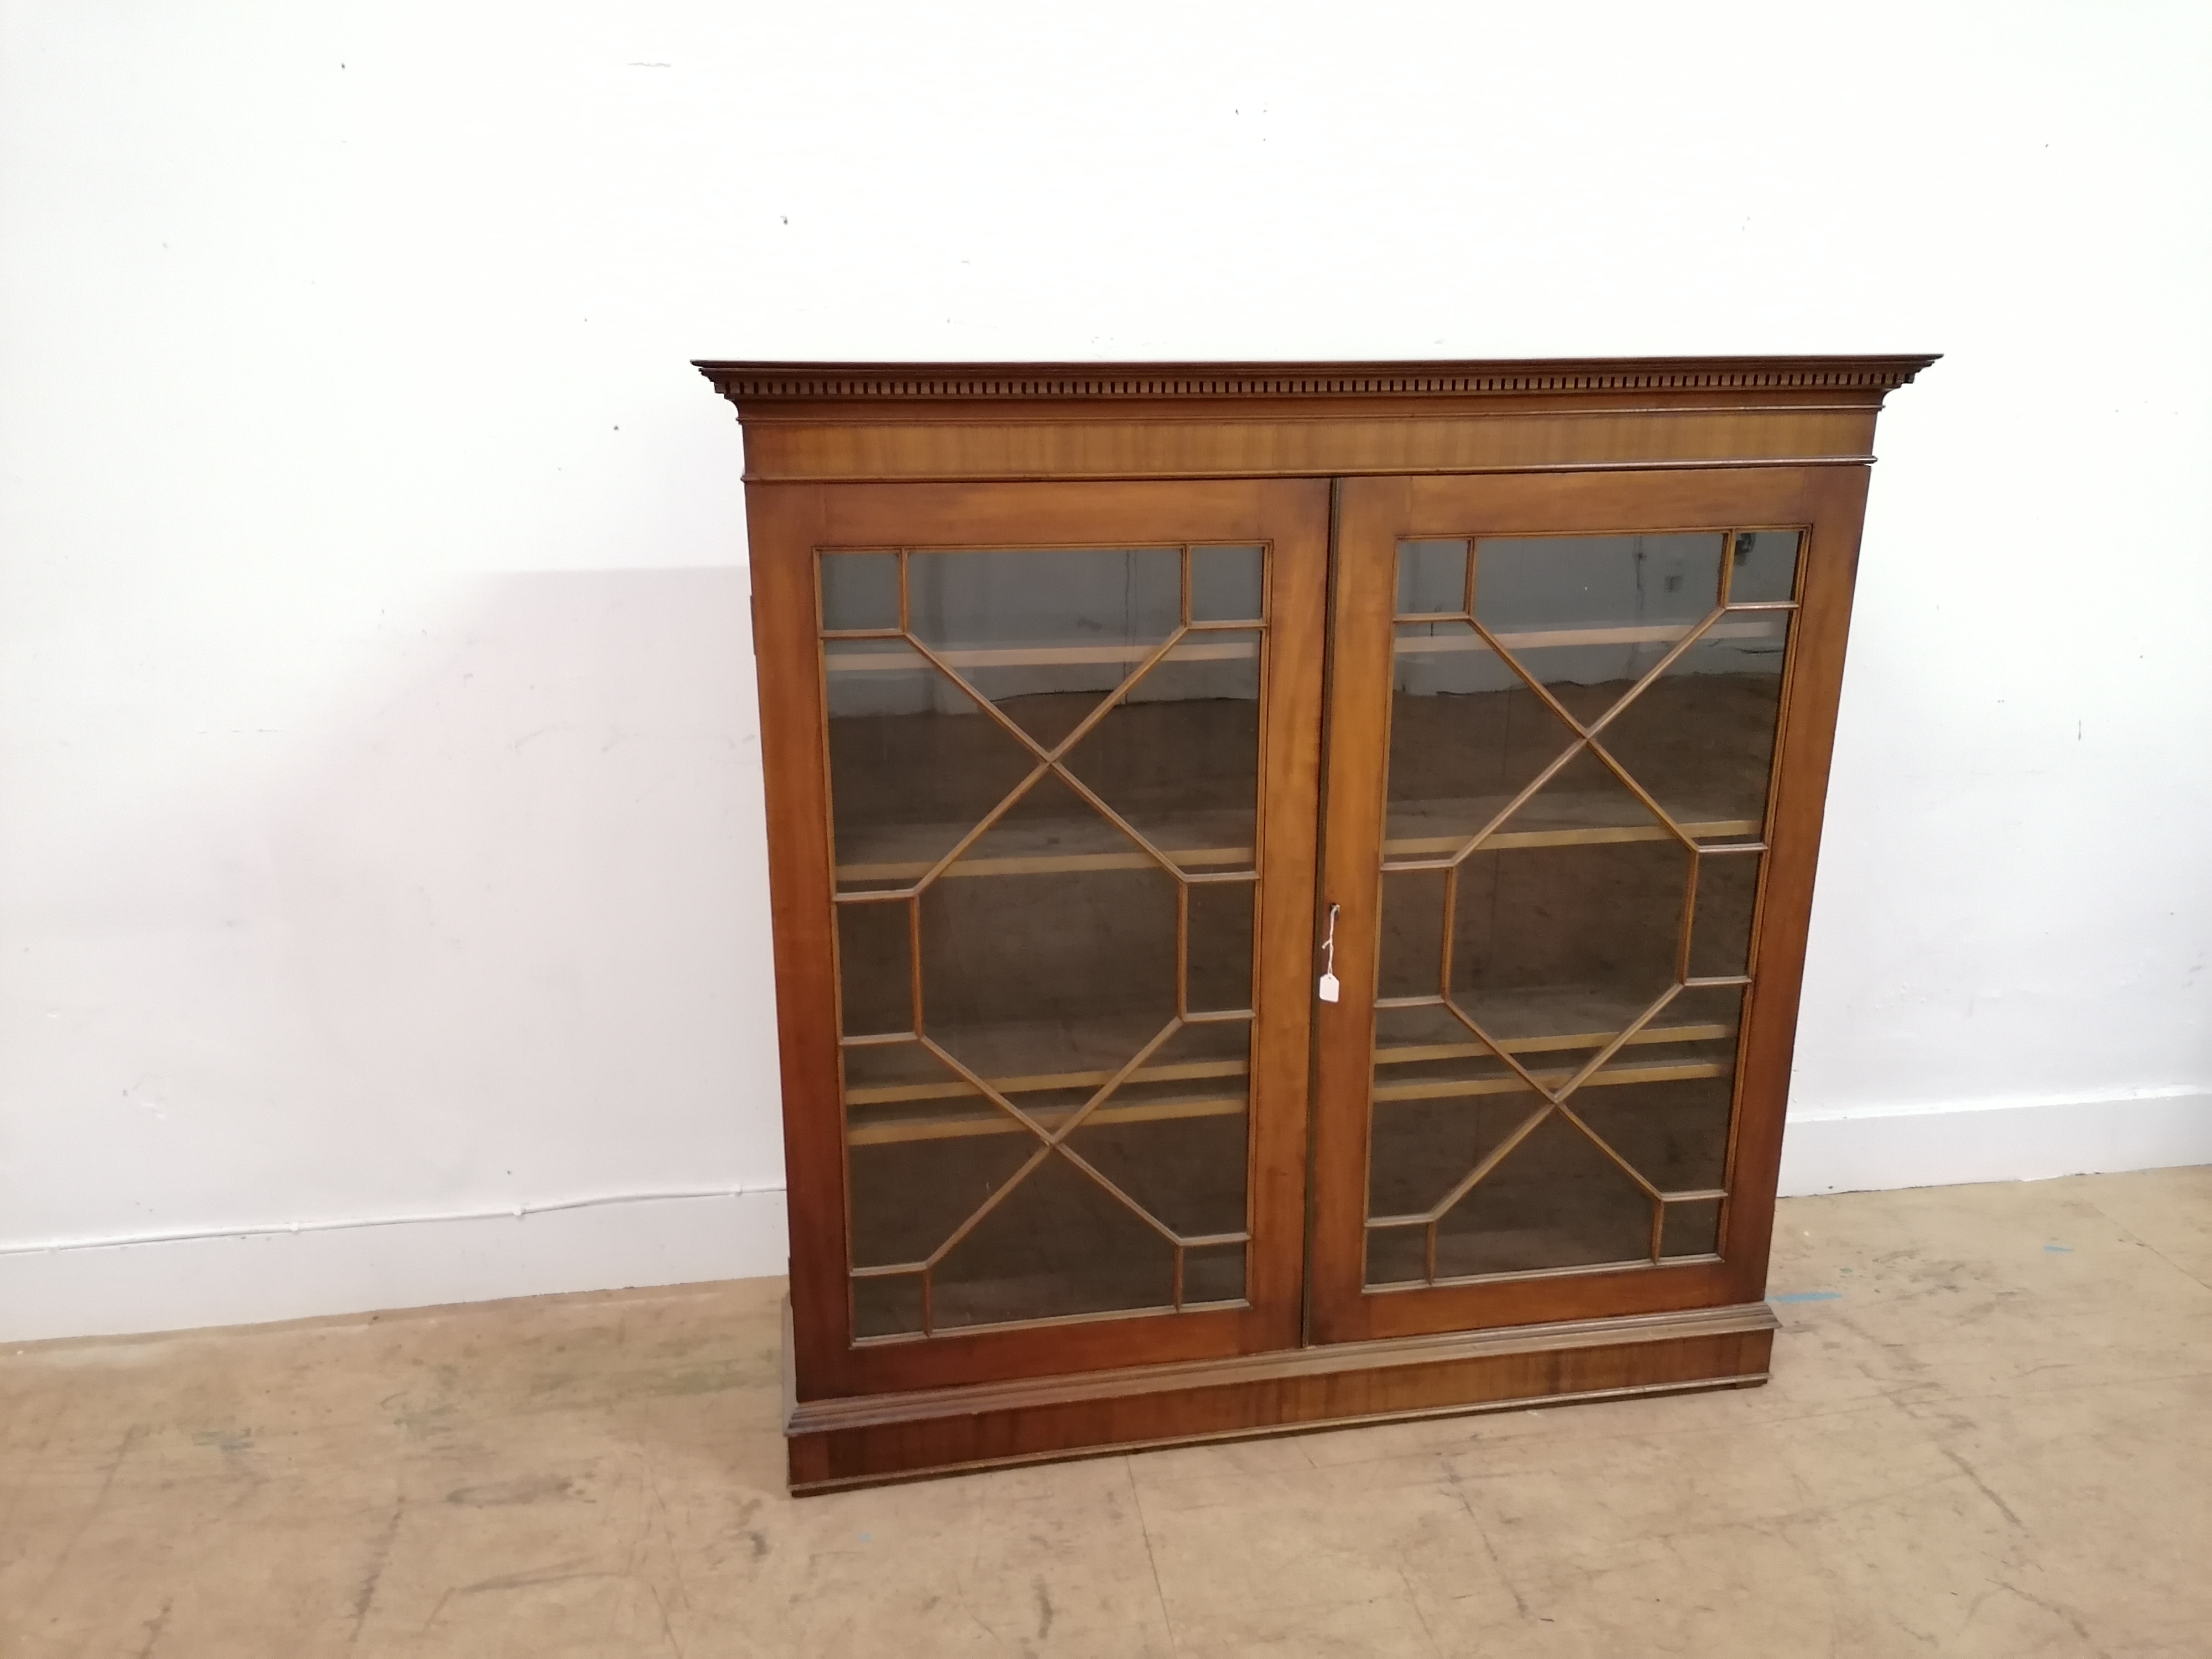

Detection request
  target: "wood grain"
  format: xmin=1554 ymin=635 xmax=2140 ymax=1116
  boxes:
xmin=785 ymin=1298 xmax=1778 ymax=1493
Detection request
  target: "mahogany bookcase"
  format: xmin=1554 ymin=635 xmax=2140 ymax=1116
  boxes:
xmin=696 ymin=356 xmax=1933 ymax=1492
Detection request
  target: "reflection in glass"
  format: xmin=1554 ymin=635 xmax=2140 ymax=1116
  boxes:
xmin=1185 ymin=881 xmax=1257 ymax=1014
xmin=1183 ymin=1241 xmax=1247 ymax=1304
xmin=1191 ymin=545 xmax=1266 ymax=622
xmin=1593 ymin=608 xmax=1793 ymax=838
xmin=933 ymin=1153 xmax=1176 ymax=1329
xmin=823 ymin=640 xmax=1037 ymax=895
xmin=908 ymin=547 xmax=1180 ymax=747
xmin=1660 ymin=1198 xmax=1724 ymax=1259
xmin=1474 ymin=533 xmax=1721 ymax=730
xmin=825 ymin=544 xmax=1267 ymax=1335
xmin=1449 ymin=765 xmax=1688 ymax=1027
xmin=1366 ymin=529 xmax=1795 ymax=1286
xmin=1377 ymin=868 xmax=1446 ymax=1000
xmin=1063 ymin=631 xmax=1261 ymax=872
xmin=820 ymin=551 xmax=901 ymax=632
xmin=853 ymin=1274 xmax=925 ymax=1339
xmin=1728 ymin=530 xmax=1803 ymax=606
xmin=1689 ymin=851 xmax=1763 ymax=980
xmin=836 ymin=900 xmax=912 ymax=1037
xmin=1434 ymin=1111 xmax=1650 ymax=1279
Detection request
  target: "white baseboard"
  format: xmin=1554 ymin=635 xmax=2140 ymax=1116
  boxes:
xmin=1778 ymin=1087 xmax=2212 ymax=1196
xmin=6 ymin=1091 xmax=2207 ymax=1345
xmin=0 ymin=1187 xmax=790 ymax=1345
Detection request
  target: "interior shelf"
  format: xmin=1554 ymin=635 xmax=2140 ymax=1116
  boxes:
xmin=825 ymin=638 xmax=1260 ymax=673
xmin=849 ymin=1091 xmax=1249 ymax=1147
xmin=1384 ymin=792 xmax=1760 ymax=860
xmin=836 ymin=810 xmax=1255 ymax=885
xmin=1392 ymin=615 xmax=1787 ymax=655
xmin=1371 ymin=1055 xmax=1729 ymax=1103
xmin=845 ymin=1017 xmax=1248 ymax=1147
xmin=837 ymin=797 xmax=1756 ymax=887
xmin=844 ymin=1000 xmax=1734 ymax=1146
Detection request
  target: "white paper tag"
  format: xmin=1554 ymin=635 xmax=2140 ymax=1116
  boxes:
xmin=1318 ymin=971 xmax=1340 ymax=1003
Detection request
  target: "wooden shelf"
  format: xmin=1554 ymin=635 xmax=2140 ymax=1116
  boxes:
xmin=1371 ymin=1057 xmax=1729 ymax=1104
xmin=844 ymin=1014 xmax=1731 ymax=1146
xmin=837 ymin=797 xmax=1756 ymax=888
xmin=826 ymin=638 xmax=1259 ymax=674
xmin=1385 ymin=820 xmax=1760 ymax=857
xmin=836 ymin=810 xmax=1255 ymax=885
xmin=1385 ymin=791 xmax=1760 ymax=862
xmin=848 ymin=1052 xmax=1248 ymax=1109
xmin=1376 ymin=1020 xmax=1733 ymax=1066
xmin=849 ymin=1091 xmax=1249 ymax=1147
xmin=1393 ymin=616 xmax=1787 ymax=655
xmin=1371 ymin=1010 xmax=1733 ymax=1104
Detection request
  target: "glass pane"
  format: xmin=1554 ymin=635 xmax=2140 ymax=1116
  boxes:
xmin=1388 ymin=618 xmax=1579 ymax=859
xmin=1728 ymin=530 xmax=1802 ymax=605
xmin=822 ymin=639 xmax=1038 ymax=895
xmin=844 ymin=1044 xmax=1038 ymax=1269
xmin=1185 ymin=879 xmax=1256 ymax=1014
xmin=1448 ymin=759 xmax=1690 ymax=1032
xmin=1062 ymin=630 xmax=1260 ymax=875
xmin=1397 ymin=538 xmax=1469 ymax=615
xmin=933 ymin=1152 xmax=1176 ymax=1329
xmin=853 ymin=1274 xmax=925 ymax=1339
xmin=1183 ymin=1242 xmax=1246 ymax=1304
xmin=836 ymin=899 xmax=911 ymax=1036
xmin=1363 ymin=1022 xmax=1540 ymax=1230
xmin=1473 ymin=534 xmax=1723 ymax=729
xmin=822 ymin=543 xmax=1268 ymax=1335
xmin=1567 ymin=985 xmax=1744 ymax=1196
xmin=1192 ymin=545 xmax=1265 ymax=622
xmin=1365 ymin=1226 xmax=1427 ymax=1287
xmin=1660 ymin=1198 xmax=1723 ymax=1258
xmin=907 ymin=547 xmax=1180 ymax=748
xmin=1689 ymin=851 xmax=1762 ymax=980
xmin=1378 ymin=868 xmax=1446 ymax=1000
xmin=1592 ymin=608 xmax=1793 ymax=839
xmin=820 ymin=551 xmax=900 ymax=630
xmin=921 ymin=786 xmax=1181 ymax=1085
xmin=1066 ymin=1021 xmax=1250 ymax=1239
xmin=1433 ymin=1112 xmax=1653 ymax=1279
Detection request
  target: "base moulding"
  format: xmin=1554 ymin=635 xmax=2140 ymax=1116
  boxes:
xmin=785 ymin=1298 xmax=1779 ymax=1493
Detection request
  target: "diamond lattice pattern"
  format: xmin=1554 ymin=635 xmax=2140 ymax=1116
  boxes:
xmin=823 ymin=545 xmax=1266 ymax=1337
xmin=1368 ymin=531 xmax=1798 ymax=1285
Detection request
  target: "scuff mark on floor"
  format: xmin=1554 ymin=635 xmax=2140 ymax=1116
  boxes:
xmin=1032 ymin=1577 xmax=1054 ymax=1639
xmin=445 ymin=1473 xmax=577 ymax=1507
xmin=133 ymin=1595 xmax=171 ymax=1658
xmin=348 ymin=1495 xmax=405 ymax=1646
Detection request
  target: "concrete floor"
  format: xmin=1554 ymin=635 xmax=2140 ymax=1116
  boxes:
xmin=3 ymin=1169 xmax=2209 ymax=1658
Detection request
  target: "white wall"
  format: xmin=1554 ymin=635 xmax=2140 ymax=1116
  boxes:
xmin=3 ymin=1 xmax=2207 ymax=1341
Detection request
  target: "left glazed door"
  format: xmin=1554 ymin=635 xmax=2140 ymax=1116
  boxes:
xmin=749 ymin=480 xmax=1331 ymax=1397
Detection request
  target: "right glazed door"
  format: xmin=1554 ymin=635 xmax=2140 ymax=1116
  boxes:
xmin=1308 ymin=468 xmax=1869 ymax=1344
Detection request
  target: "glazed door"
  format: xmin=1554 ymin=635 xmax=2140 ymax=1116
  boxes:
xmin=1308 ymin=469 xmax=1868 ymax=1343
xmin=752 ymin=479 xmax=1329 ymax=1396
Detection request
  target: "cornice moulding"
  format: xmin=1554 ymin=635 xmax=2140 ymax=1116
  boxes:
xmin=695 ymin=356 xmax=1939 ymax=406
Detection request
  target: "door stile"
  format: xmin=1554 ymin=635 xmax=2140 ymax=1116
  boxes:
xmin=1305 ymin=478 xmax=1409 ymax=1341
